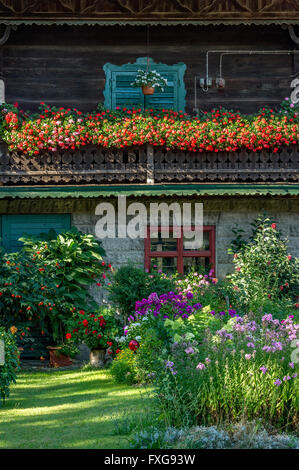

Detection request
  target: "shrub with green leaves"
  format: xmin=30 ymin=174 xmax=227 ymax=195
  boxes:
xmin=228 ymin=215 xmax=299 ymax=313
xmin=108 ymin=263 xmax=175 ymax=320
xmin=110 ymin=348 xmax=138 ymax=385
xmin=0 ymin=229 xmax=109 ymax=352
xmin=0 ymin=327 xmax=20 ymax=406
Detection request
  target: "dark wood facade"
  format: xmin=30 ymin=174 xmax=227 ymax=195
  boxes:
xmin=0 ymin=0 xmax=299 ymax=187
xmin=2 ymin=24 xmax=298 ymax=114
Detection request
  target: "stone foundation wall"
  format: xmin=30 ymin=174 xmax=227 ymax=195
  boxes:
xmin=70 ymin=196 xmax=299 ymax=279
xmin=0 ymin=195 xmax=297 ymax=279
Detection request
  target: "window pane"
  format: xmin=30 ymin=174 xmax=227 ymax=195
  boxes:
xmin=183 ymin=256 xmax=210 ymax=274
xmin=151 ymin=257 xmax=177 ymax=274
xmin=183 ymin=230 xmax=210 ymax=251
xmin=150 ymin=232 xmax=178 ymax=252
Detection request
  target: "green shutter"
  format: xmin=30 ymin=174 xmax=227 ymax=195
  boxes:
xmin=1 ymin=214 xmax=71 ymax=252
xmin=145 ymin=71 xmax=178 ymax=110
xmin=103 ymin=58 xmax=186 ymax=112
xmin=112 ymin=71 xmax=144 ymax=109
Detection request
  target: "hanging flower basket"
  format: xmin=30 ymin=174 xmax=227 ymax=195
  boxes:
xmin=141 ymin=85 xmax=155 ymax=95
xmin=131 ymin=69 xmax=168 ymax=96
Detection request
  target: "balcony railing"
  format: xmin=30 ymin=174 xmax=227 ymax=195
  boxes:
xmin=0 ymin=141 xmax=298 ymax=186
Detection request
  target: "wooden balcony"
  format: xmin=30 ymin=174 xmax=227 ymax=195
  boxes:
xmin=0 ymin=141 xmax=298 ymax=186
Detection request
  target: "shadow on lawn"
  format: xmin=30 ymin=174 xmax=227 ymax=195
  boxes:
xmin=0 ymin=371 xmax=153 ymax=449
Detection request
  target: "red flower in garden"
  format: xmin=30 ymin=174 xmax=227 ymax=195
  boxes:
xmin=66 ymin=333 xmax=72 ymax=339
xmin=82 ymin=319 xmax=88 ymax=326
xmin=79 ymin=310 xmax=85 ymax=315
xmin=128 ymin=340 xmax=140 ymax=352
xmin=271 ymin=223 xmax=277 ymax=229
xmin=287 ymin=255 xmax=292 ymax=260
xmin=116 ymin=349 xmax=121 ymax=354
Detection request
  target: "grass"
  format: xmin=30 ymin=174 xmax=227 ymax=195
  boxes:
xmin=0 ymin=369 xmax=153 ymax=449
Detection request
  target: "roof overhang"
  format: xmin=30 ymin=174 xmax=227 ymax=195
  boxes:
xmin=0 ymin=0 xmax=298 ymax=26
xmin=0 ymin=184 xmax=298 ymax=199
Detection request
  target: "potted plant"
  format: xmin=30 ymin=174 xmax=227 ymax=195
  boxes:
xmin=66 ymin=308 xmax=121 ymax=368
xmin=47 ymin=342 xmax=78 ymax=368
xmin=131 ymin=69 xmax=168 ymax=95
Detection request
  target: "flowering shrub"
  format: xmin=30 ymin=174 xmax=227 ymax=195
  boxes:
xmin=153 ymin=312 xmax=298 ymax=431
xmin=1 ymin=100 xmax=299 ymax=156
xmin=228 ymin=216 xmax=299 ymax=313
xmin=175 ymin=269 xmax=230 ymax=313
xmin=0 ymin=229 xmax=111 ymax=355
xmin=108 ymin=263 xmax=175 ymax=320
xmin=0 ymin=327 xmax=20 ymax=406
xmin=66 ymin=307 xmax=122 ymax=354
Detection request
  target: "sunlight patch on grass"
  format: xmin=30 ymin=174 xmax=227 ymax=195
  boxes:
xmin=0 ymin=369 xmax=153 ymax=449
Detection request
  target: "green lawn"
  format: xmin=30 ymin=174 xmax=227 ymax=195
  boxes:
xmin=0 ymin=369 xmax=153 ymax=449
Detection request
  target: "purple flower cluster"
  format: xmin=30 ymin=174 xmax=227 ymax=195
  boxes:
xmin=210 ymin=308 xmax=238 ymax=318
xmin=216 ymin=329 xmax=233 ymax=340
xmin=165 ymin=360 xmax=177 ymax=375
xmin=134 ymin=291 xmax=202 ymax=321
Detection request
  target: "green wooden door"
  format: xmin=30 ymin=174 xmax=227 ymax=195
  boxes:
xmin=1 ymin=214 xmax=71 ymax=252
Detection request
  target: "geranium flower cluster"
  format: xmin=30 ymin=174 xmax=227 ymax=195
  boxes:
xmin=66 ymin=309 xmax=119 ymax=353
xmin=1 ymin=101 xmax=298 ymax=156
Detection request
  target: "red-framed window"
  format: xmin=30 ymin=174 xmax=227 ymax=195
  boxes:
xmin=144 ymin=226 xmax=215 ymax=275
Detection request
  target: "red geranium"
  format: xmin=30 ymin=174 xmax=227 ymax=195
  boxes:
xmin=128 ymin=340 xmax=140 ymax=352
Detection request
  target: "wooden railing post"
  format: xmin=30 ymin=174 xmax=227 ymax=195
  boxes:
xmin=146 ymin=144 xmax=154 ymax=184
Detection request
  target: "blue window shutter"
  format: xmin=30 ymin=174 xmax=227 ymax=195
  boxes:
xmin=145 ymin=71 xmax=178 ymax=110
xmin=112 ymin=72 xmax=144 ymax=109
xmin=1 ymin=214 xmax=71 ymax=252
xmin=103 ymin=58 xmax=186 ymax=112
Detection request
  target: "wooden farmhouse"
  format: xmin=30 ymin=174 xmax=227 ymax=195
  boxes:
xmin=0 ymin=0 xmax=298 ymax=280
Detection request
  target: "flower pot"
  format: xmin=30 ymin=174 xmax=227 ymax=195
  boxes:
xmin=47 ymin=346 xmax=72 ymax=368
xmin=142 ymin=85 xmax=154 ymax=95
xmin=90 ymin=349 xmax=105 ymax=368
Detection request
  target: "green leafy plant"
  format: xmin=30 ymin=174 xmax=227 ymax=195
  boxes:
xmin=0 ymin=327 xmax=20 ymax=406
xmin=108 ymin=263 xmax=175 ymax=320
xmin=110 ymin=348 xmax=138 ymax=385
xmin=0 ymin=229 xmax=111 ymax=354
xmin=228 ymin=216 xmax=299 ymax=313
